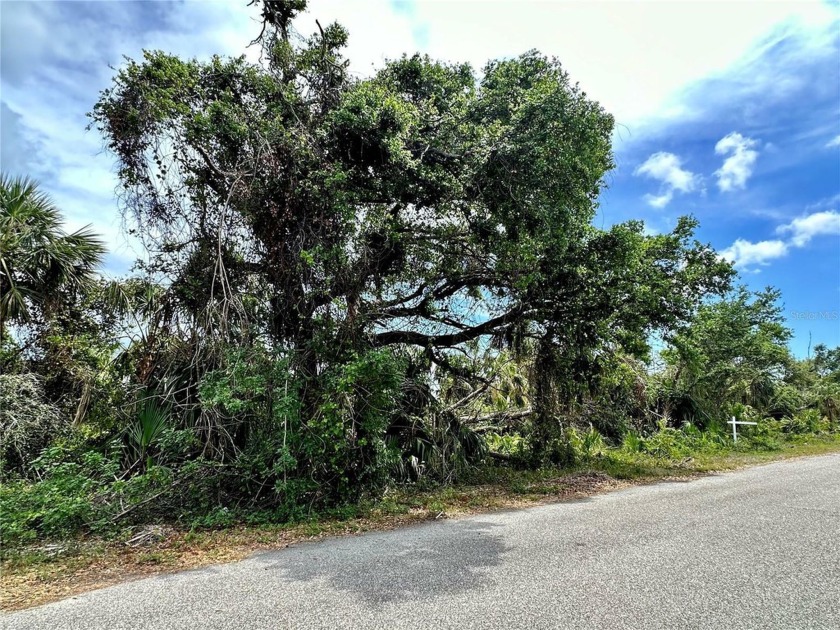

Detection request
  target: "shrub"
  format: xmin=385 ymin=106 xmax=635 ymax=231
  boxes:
xmin=197 ymin=347 xmax=407 ymax=512
xmin=485 ymin=432 xmax=528 ymax=458
xmin=785 ymin=409 xmax=830 ymax=435
xmin=0 ymin=374 xmax=64 ymax=474
xmin=0 ymin=445 xmax=119 ymax=545
xmin=641 ymin=427 xmax=695 ymax=459
xmin=620 ymin=430 xmax=644 ymax=454
xmin=743 ymin=419 xmax=784 ymax=451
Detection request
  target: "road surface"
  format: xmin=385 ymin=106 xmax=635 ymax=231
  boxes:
xmin=5 ymin=453 xmax=839 ymax=629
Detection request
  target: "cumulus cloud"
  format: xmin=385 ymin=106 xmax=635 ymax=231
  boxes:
xmin=721 ymin=239 xmax=788 ymax=268
xmin=634 ymin=152 xmax=698 ymax=208
xmin=776 ymin=210 xmax=840 ymax=247
xmin=826 ymin=134 xmax=840 ymax=148
xmin=714 ymin=132 xmax=760 ymax=192
xmin=723 ymin=209 xmax=840 ymax=270
xmin=644 ymin=191 xmax=674 ymax=209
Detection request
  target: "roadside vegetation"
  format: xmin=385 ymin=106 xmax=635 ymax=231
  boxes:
xmin=2 ymin=0 xmax=839 ymax=607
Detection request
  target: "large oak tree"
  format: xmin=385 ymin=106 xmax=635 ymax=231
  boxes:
xmin=91 ymin=0 xmax=732 ymax=443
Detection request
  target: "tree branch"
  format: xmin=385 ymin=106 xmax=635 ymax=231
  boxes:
xmin=373 ymin=304 xmax=530 ymax=348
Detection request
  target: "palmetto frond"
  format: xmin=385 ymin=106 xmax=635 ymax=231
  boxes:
xmin=0 ymin=173 xmax=106 ymax=337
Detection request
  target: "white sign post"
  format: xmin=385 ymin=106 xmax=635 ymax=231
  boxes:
xmin=729 ymin=416 xmax=758 ymax=443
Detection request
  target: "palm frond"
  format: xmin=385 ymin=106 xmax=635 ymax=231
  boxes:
xmin=128 ymin=395 xmax=171 ymax=465
xmin=0 ymin=173 xmax=105 ymax=335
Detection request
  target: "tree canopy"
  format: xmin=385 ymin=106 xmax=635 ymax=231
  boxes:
xmin=90 ymin=0 xmax=731 ymax=412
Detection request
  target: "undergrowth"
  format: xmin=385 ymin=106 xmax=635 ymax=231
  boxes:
xmin=2 ymin=410 xmax=836 ymax=556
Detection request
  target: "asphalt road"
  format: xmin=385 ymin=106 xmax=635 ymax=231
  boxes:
xmin=5 ymin=453 xmax=839 ymax=629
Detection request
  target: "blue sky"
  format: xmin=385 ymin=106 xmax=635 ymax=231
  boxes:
xmin=1 ymin=0 xmax=838 ymax=356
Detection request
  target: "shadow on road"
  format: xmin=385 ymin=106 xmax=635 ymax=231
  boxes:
xmin=263 ymin=520 xmax=509 ymax=605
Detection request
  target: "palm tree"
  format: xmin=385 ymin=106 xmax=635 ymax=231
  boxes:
xmin=0 ymin=174 xmax=106 ymax=341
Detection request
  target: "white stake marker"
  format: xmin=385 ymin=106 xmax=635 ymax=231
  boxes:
xmin=729 ymin=416 xmax=758 ymax=443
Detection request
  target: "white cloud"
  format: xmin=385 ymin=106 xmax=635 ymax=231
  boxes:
xmin=634 ymin=152 xmax=698 ymax=208
xmin=827 ymin=134 xmax=840 ymax=148
xmin=635 ymin=153 xmax=697 ymax=192
xmin=806 ymin=193 xmax=840 ymax=211
xmin=714 ymin=132 xmax=760 ymax=192
xmin=401 ymin=0 xmax=837 ymax=125
xmin=301 ymin=1 xmax=423 ymax=75
xmin=721 ymin=239 xmax=788 ymax=268
xmin=777 ymin=210 xmax=840 ymax=247
xmin=644 ymin=191 xmax=674 ymax=209
xmin=723 ymin=209 xmax=840 ymax=271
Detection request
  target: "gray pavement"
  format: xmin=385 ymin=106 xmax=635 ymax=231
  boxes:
xmin=4 ymin=453 xmax=839 ymax=629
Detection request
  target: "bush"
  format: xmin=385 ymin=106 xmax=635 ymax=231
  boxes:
xmin=197 ymin=347 xmax=406 ymax=512
xmin=641 ymin=427 xmax=696 ymax=459
xmin=536 ymin=426 xmax=607 ymax=467
xmin=618 ymin=423 xmax=729 ymax=460
xmin=785 ymin=409 xmax=830 ymax=435
xmin=485 ymin=432 xmax=528 ymax=458
xmin=743 ymin=419 xmax=784 ymax=451
xmin=0 ymin=374 xmax=65 ymax=474
xmin=620 ymin=430 xmax=644 ymax=454
xmin=0 ymin=440 xmax=190 ymax=547
xmin=0 ymin=445 xmax=118 ymax=545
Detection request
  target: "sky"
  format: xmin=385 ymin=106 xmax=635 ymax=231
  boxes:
xmin=1 ymin=0 xmax=838 ymax=356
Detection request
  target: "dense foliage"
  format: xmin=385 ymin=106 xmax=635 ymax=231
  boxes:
xmin=1 ymin=0 xmax=837 ymax=547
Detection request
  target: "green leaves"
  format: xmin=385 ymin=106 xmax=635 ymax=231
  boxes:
xmin=128 ymin=395 xmax=171 ymax=469
xmin=83 ymin=0 xmax=739 ymax=503
xmin=664 ymin=286 xmax=795 ymax=424
xmin=0 ymin=175 xmax=105 ymax=338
